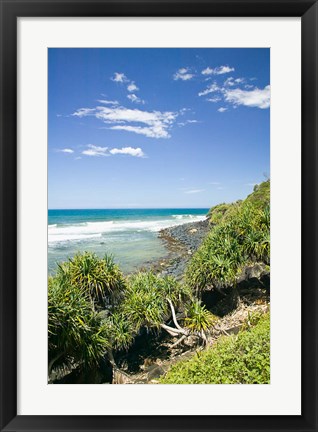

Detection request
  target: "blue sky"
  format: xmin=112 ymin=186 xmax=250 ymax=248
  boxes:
xmin=48 ymin=48 xmax=270 ymax=209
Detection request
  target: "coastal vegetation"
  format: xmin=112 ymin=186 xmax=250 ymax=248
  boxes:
xmin=186 ymin=180 xmax=270 ymax=293
xmin=48 ymin=180 xmax=270 ymax=384
xmin=160 ymin=312 xmax=270 ymax=384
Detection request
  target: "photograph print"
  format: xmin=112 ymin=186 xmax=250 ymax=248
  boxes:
xmin=48 ymin=48 xmax=270 ymax=384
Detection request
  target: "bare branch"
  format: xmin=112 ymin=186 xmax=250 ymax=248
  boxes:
xmin=167 ymin=298 xmax=182 ymax=330
xmin=170 ymin=334 xmax=187 ymax=349
xmin=160 ymin=323 xmax=188 ymax=336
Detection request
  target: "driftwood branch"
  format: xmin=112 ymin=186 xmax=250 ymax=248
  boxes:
xmin=160 ymin=323 xmax=189 ymax=337
xmin=167 ymin=298 xmax=183 ymax=330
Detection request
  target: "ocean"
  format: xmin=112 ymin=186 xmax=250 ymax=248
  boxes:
xmin=48 ymin=208 xmax=208 ymax=274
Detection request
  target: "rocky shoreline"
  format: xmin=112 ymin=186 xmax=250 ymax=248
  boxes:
xmin=141 ymin=218 xmax=210 ymax=279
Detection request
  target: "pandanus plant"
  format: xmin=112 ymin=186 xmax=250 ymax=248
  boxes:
xmin=56 ymin=252 xmax=125 ymax=308
xmin=48 ymin=277 xmax=110 ymax=376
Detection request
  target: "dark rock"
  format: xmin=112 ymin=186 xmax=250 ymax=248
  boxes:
xmin=147 ymin=364 xmax=165 ymax=380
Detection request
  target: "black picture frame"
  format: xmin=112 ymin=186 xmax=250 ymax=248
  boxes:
xmin=0 ymin=1 xmax=317 ymax=431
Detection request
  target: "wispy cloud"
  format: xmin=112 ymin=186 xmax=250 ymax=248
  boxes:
xmin=198 ymin=82 xmax=220 ymax=96
xmin=224 ymin=77 xmax=246 ymax=87
xmin=59 ymin=148 xmax=74 ymax=154
xmin=173 ymin=67 xmax=194 ymax=81
xmin=178 ymin=119 xmax=199 ymax=127
xmin=82 ymin=145 xmax=109 ymax=157
xmin=224 ymin=85 xmax=270 ymax=109
xmin=184 ymin=188 xmax=205 ymax=194
xmin=109 ymin=147 xmax=145 ymax=158
xmin=111 ymin=72 xmax=128 ymax=83
xmin=218 ymin=107 xmax=228 ymax=113
xmin=72 ymin=108 xmax=96 ymax=117
xmin=73 ymin=105 xmax=180 ymax=139
xmin=127 ymin=82 xmax=139 ymax=92
xmin=209 ymin=182 xmax=221 ymax=185
xmin=207 ymin=96 xmax=222 ymax=103
xmin=127 ymin=94 xmax=145 ymax=104
xmin=96 ymin=99 xmax=119 ymax=105
xmin=82 ymin=144 xmax=145 ymax=158
xmin=202 ymin=65 xmax=235 ymax=75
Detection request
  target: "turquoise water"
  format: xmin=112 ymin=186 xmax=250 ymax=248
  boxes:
xmin=48 ymin=209 xmax=208 ymax=274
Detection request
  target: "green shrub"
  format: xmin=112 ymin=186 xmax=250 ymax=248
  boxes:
xmin=184 ymin=299 xmax=218 ymax=333
xmin=56 ymin=252 xmax=125 ymax=308
xmin=122 ymin=272 xmax=190 ymax=331
xmin=160 ymin=312 xmax=270 ymax=384
xmin=186 ymin=183 xmax=270 ymax=293
xmin=48 ymin=277 xmax=110 ymax=374
xmin=246 ymin=179 xmax=270 ymax=209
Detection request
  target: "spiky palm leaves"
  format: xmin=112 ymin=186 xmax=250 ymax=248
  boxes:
xmin=48 ymin=278 xmax=110 ymax=374
xmin=56 ymin=252 xmax=125 ymax=308
xmin=186 ymin=201 xmax=270 ymax=293
xmin=121 ymin=272 xmax=188 ymax=332
xmin=184 ymin=299 xmax=217 ymax=333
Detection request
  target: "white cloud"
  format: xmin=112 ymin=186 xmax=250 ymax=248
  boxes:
xmin=213 ymin=65 xmax=235 ymax=75
xmin=184 ymin=189 xmax=205 ymax=194
xmin=111 ymin=72 xmax=128 ymax=83
xmin=73 ymin=105 xmax=179 ymax=139
xmin=218 ymin=107 xmax=228 ymax=113
xmin=97 ymin=99 xmax=119 ymax=105
xmin=72 ymin=108 xmax=96 ymax=117
xmin=178 ymin=119 xmax=199 ymax=127
xmin=127 ymin=82 xmax=139 ymax=92
xmin=202 ymin=65 xmax=235 ymax=75
xmin=209 ymin=182 xmax=221 ymax=185
xmin=201 ymin=67 xmax=214 ymax=75
xmin=173 ymin=68 xmax=194 ymax=81
xmin=198 ymin=82 xmax=220 ymax=96
xmin=127 ymin=94 xmax=145 ymax=104
xmin=109 ymin=147 xmax=145 ymax=158
xmin=110 ymin=125 xmax=165 ymax=139
xmin=81 ymin=144 xmax=145 ymax=158
xmin=224 ymin=77 xmax=235 ymax=87
xmin=224 ymin=85 xmax=270 ymax=109
xmin=82 ymin=145 xmax=109 ymax=157
xmin=207 ymin=96 xmax=221 ymax=103
xmin=59 ymin=148 xmax=74 ymax=153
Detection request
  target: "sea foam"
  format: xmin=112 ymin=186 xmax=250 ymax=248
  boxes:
xmin=48 ymin=215 xmax=206 ymax=245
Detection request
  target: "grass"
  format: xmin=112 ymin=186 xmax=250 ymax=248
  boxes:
xmin=160 ymin=312 xmax=270 ymax=384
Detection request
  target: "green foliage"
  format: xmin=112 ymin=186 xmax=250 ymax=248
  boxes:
xmin=208 ymin=203 xmax=233 ymax=225
xmin=122 ymin=272 xmax=190 ymax=331
xmin=246 ymin=179 xmax=270 ymax=209
xmin=56 ymin=252 xmax=125 ymax=308
xmin=102 ymin=311 xmax=135 ymax=351
xmin=184 ymin=300 xmax=218 ymax=333
xmin=48 ymin=277 xmax=110 ymax=372
xmin=160 ymin=312 xmax=270 ymax=384
xmin=186 ymin=181 xmax=270 ymax=293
